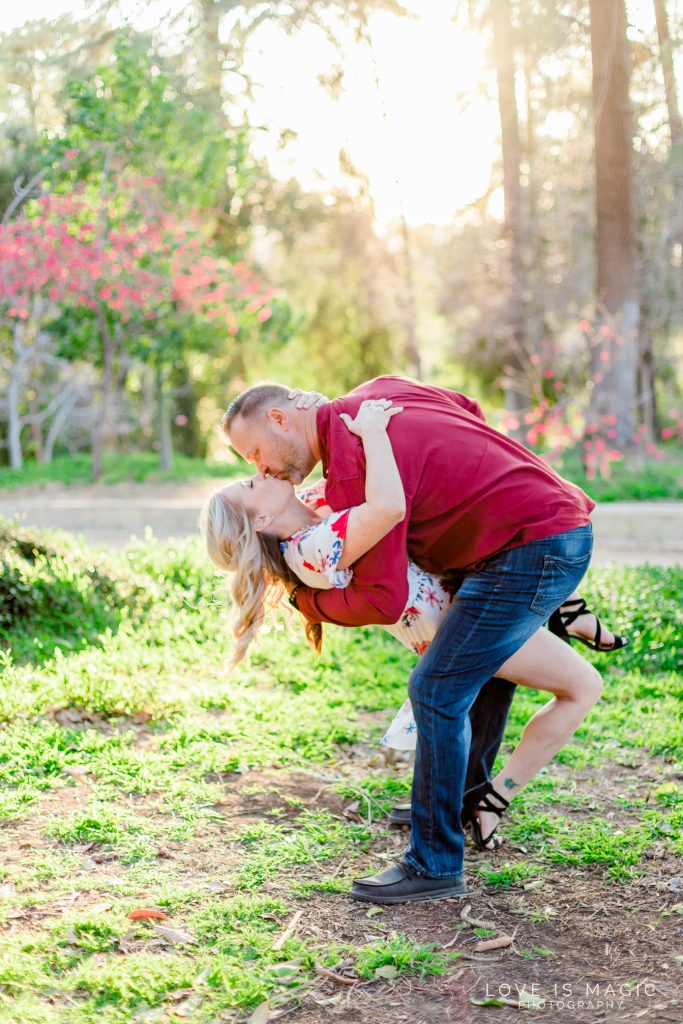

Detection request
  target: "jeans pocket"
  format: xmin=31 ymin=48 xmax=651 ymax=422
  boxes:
xmin=530 ymin=551 xmax=592 ymax=619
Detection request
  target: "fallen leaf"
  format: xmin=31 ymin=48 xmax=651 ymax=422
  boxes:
xmin=87 ymin=901 xmax=113 ymax=914
xmin=374 ymin=965 xmax=399 ymax=980
xmin=172 ymin=993 xmax=203 ymax=1017
xmin=152 ymin=925 xmax=197 ymax=945
xmin=471 ymin=992 xmax=544 ymax=1009
xmin=309 ymin=991 xmax=342 ymax=1006
xmin=667 ymin=878 xmax=683 ymax=893
xmin=166 ymin=989 xmax=195 ymax=1002
xmin=127 ymin=908 xmax=170 ymax=921
xmin=0 ymin=883 xmax=16 ymax=899
xmin=247 ymin=1003 xmax=270 ymax=1024
xmin=266 ymin=960 xmax=302 ymax=984
xmin=80 ymin=857 xmax=97 ymax=872
xmin=474 ymin=935 xmax=514 ymax=952
xmin=366 ymin=907 xmax=384 ymax=917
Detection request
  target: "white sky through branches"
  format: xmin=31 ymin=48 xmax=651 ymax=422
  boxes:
xmin=4 ymin=0 xmax=682 ymax=229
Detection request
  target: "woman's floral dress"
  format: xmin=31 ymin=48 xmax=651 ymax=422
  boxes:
xmin=282 ymin=480 xmax=454 ymax=750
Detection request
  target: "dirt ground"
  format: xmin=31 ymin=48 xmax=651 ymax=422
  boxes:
xmin=4 ymin=736 xmax=682 ymax=1024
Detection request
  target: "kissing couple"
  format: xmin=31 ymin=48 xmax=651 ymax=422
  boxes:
xmin=201 ymin=375 xmax=628 ymax=905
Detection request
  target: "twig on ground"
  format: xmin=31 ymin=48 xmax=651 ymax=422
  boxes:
xmin=308 ymin=785 xmax=328 ymax=805
xmin=458 ymin=953 xmax=508 ymax=962
xmin=460 ymin=903 xmax=496 ymax=930
xmin=329 ymin=858 xmax=348 ymax=878
xmin=315 ymin=965 xmax=358 ymax=986
xmin=272 ymin=910 xmax=303 ymax=951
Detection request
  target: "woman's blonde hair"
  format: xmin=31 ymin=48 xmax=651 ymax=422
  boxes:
xmin=200 ymin=487 xmax=322 ymax=666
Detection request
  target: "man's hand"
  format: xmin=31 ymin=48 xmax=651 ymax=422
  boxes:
xmin=287 ymin=388 xmax=329 ymax=410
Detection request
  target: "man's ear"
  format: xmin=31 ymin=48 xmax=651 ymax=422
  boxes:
xmin=266 ymin=407 xmax=289 ymax=432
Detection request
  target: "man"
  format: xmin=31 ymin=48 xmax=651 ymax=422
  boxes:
xmin=224 ymin=375 xmax=595 ymax=903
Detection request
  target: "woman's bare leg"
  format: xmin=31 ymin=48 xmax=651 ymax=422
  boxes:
xmin=472 ymin=628 xmax=603 ymax=845
xmin=558 ymin=589 xmax=619 ymax=646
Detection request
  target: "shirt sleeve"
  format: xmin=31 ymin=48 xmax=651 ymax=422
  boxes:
xmin=431 ymin=385 xmax=486 ymax=422
xmin=294 ymin=501 xmax=411 ymax=626
xmin=287 ymin=510 xmax=353 ymax=589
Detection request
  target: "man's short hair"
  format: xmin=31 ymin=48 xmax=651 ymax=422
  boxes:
xmin=220 ymin=382 xmax=291 ymax=436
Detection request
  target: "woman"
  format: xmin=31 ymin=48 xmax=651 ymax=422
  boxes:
xmin=201 ymin=399 xmax=624 ymax=851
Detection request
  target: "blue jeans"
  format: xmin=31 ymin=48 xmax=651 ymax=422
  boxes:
xmin=404 ymin=524 xmax=593 ymax=878
xmin=465 ymin=675 xmax=517 ymax=793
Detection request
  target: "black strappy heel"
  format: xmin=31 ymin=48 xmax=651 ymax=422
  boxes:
xmin=461 ymin=780 xmax=509 ymax=851
xmin=548 ymin=598 xmax=629 ymax=652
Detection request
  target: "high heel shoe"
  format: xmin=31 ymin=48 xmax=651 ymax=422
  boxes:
xmin=548 ymin=598 xmax=629 ymax=652
xmin=461 ymin=779 xmax=509 ymax=851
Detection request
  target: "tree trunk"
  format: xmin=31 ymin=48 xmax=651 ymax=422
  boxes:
xmin=156 ymin=359 xmax=174 ymax=472
xmin=398 ymin=216 xmax=421 ymax=380
xmin=637 ymin=323 xmax=659 ymax=438
xmin=588 ymin=0 xmax=639 ymax=450
xmin=491 ymin=0 xmax=529 ymax=432
xmin=7 ymin=321 xmax=28 ymax=470
xmin=91 ymin=308 xmax=115 ymax=481
xmin=43 ymin=395 xmax=75 ymax=464
xmin=28 ymin=381 xmax=44 ymax=462
xmin=196 ymin=0 xmax=229 ymax=114
xmin=653 ymin=0 xmax=682 ymax=150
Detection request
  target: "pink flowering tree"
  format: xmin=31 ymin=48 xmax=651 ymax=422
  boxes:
xmin=0 ymin=176 xmax=272 ymax=474
xmin=499 ymin=314 xmax=682 ymax=481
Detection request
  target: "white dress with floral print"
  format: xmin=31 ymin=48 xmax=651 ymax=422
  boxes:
xmin=283 ymin=483 xmax=454 ymax=750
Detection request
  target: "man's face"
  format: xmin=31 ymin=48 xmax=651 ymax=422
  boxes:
xmin=228 ymin=410 xmax=316 ymax=485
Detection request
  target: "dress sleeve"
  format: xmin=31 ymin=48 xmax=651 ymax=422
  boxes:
xmin=295 ymin=478 xmax=328 ymax=511
xmin=286 ymin=510 xmax=354 ymax=588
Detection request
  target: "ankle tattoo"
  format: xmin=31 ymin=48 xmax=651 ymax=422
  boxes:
xmin=502 ymin=777 xmax=519 ymax=791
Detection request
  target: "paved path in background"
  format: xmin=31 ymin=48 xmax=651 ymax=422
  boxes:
xmin=1 ymin=483 xmax=681 ymax=565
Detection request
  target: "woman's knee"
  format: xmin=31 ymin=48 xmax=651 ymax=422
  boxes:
xmin=575 ymin=664 xmax=603 ymax=709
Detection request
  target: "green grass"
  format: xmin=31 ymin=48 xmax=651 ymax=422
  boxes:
xmin=556 ymin=449 xmax=682 ymax=501
xmin=0 ymin=453 xmax=243 ymax=490
xmin=353 ymin=933 xmax=460 ymax=978
xmin=234 ymin=810 xmax=372 ymax=890
xmin=0 ymin=523 xmax=680 ymax=1021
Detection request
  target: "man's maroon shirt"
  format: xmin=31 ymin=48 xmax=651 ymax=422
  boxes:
xmin=294 ymin=376 xmax=595 ymax=627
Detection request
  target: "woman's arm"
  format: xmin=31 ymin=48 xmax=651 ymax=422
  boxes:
xmin=335 ymin=399 xmax=405 ymax=569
